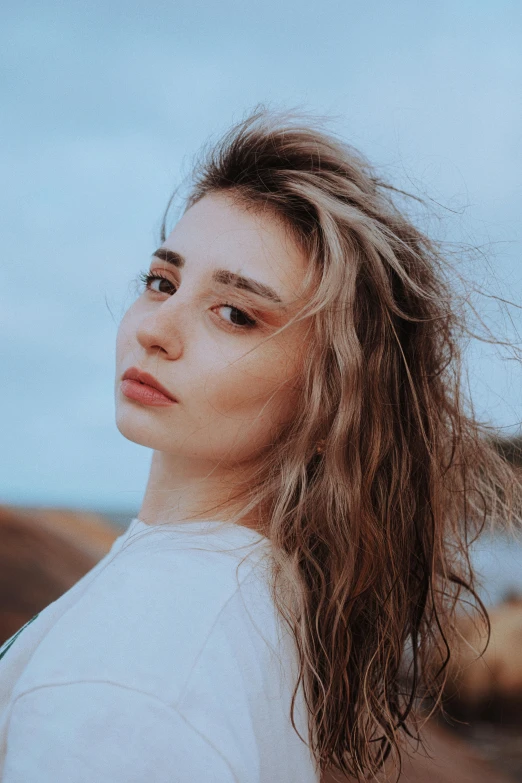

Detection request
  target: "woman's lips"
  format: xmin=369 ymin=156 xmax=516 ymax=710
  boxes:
xmin=120 ymin=379 xmax=178 ymax=407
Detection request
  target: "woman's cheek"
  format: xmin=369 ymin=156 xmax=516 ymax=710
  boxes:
xmin=202 ymin=345 xmax=301 ymax=419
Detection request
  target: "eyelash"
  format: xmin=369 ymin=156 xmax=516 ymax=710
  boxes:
xmin=136 ymin=271 xmax=258 ymax=331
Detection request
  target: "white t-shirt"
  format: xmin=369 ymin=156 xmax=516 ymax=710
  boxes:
xmin=0 ymin=517 xmax=320 ymax=782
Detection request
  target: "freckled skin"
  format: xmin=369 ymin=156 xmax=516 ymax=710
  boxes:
xmin=114 ymin=192 xmax=310 ymax=526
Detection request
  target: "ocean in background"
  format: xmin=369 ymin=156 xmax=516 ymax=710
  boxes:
xmin=470 ymin=533 xmax=522 ymax=607
xmin=101 ymin=508 xmax=140 ymax=531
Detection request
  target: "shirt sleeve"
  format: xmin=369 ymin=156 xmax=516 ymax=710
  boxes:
xmin=3 ymin=681 xmax=237 ymax=783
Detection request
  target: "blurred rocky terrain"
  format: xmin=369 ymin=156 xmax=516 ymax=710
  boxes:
xmin=0 ymin=504 xmax=120 ymax=642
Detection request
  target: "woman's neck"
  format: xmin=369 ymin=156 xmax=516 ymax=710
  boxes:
xmin=138 ymin=449 xmax=259 ymax=529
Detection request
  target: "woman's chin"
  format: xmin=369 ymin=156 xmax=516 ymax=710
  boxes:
xmin=114 ymin=409 xmax=164 ymax=449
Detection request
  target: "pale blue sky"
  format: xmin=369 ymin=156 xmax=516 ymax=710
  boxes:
xmin=2 ymin=0 xmax=521 ymax=513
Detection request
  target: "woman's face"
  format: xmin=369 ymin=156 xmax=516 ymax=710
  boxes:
xmin=115 ymin=192 xmax=310 ymax=468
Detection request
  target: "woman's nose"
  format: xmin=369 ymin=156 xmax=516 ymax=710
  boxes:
xmin=135 ymin=297 xmax=185 ymax=360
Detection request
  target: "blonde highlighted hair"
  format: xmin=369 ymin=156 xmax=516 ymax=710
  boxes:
xmin=160 ymin=105 xmax=522 ymax=780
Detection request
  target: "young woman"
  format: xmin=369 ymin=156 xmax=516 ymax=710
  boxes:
xmin=1 ymin=106 xmax=521 ymax=782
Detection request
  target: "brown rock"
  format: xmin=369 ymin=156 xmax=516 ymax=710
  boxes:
xmin=0 ymin=504 xmax=119 ymax=644
xmin=444 ymin=596 xmax=522 ymax=723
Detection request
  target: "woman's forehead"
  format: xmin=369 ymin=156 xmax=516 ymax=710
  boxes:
xmin=163 ymin=192 xmax=309 ymax=298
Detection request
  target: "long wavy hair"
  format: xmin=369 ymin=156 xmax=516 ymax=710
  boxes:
xmin=159 ymin=105 xmax=522 ymax=780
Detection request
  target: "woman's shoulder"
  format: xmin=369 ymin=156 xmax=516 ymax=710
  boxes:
xmin=11 ymin=520 xmax=276 ymax=706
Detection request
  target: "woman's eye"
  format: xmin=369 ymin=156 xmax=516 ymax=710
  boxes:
xmin=138 ymin=272 xmax=176 ymax=295
xmin=137 ymin=271 xmax=257 ymax=330
xmin=216 ymin=304 xmax=257 ymax=329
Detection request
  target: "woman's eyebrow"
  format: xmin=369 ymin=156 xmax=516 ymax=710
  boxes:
xmin=152 ymin=247 xmax=284 ymax=304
